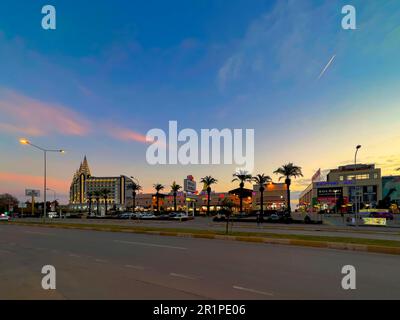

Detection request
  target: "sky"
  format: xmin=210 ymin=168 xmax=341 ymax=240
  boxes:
xmin=0 ymin=0 xmax=399 ymax=204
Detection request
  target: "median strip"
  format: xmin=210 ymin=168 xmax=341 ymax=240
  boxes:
xmin=8 ymin=221 xmax=400 ymax=256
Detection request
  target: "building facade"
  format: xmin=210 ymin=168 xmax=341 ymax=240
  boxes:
xmin=299 ymin=164 xmax=382 ymax=212
xmin=252 ymin=182 xmax=287 ymax=211
xmin=69 ymin=156 xmax=134 ymax=212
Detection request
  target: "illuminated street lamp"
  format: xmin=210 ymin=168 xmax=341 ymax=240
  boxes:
xmin=354 ymin=145 xmax=362 ymax=226
xmin=19 ymin=138 xmax=64 ymax=222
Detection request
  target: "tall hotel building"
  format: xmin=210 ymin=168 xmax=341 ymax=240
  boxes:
xmin=69 ymin=156 xmax=134 ymax=212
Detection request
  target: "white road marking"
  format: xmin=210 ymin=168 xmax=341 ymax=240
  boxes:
xmin=69 ymin=253 xmax=81 ymax=258
xmin=170 ymin=272 xmax=197 ymax=280
xmin=95 ymin=258 xmax=108 ymax=263
xmin=125 ymin=264 xmax=145 ymax=270
xmin=114 ymin=240 xmax=187 ymax=250
xmin=233 ymin=285 xmax=274 ymax=296
xmin=24 ymin=231 xmax=55 ymax=236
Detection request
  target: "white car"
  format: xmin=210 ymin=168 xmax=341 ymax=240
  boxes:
xmin=172 ymin=213 xmax=189 ymax=220
xmin=139 ymin=213 xmax=156 ymax=219
xmin=0 ymin=213 xmax=10 ymax=221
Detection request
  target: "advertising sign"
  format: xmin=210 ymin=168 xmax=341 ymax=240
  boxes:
xmin=317 ymin=187 xmax=343 ymax=197
xmin=362 ymin=217 xmax=387 ymax=226
xmin=184 ymin=175 xmax=197 ymax=193
xmin=19 ymin=202 xmax=27 ymax=208
xmin=25 ymin=189 xmax=40 ymax=197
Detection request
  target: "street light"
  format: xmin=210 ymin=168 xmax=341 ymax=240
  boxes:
xmin=19 ymin=138 xmax=64 ymax=222
xmin=333 ymin=189 xmax=338 ymax=214
xmin=354 ymin=145 xmax=362 ymax=226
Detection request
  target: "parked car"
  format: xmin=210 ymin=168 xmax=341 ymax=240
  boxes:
xmin=118 ymin=212 xmax=135 ymax=219
xmin=140 ymin=213 xmax=156 ymax=219
xmin=267 ymin=213 xmax=280 ymax=222
xmin=0 ymin=213 xmax=10 ymax=221
xmin=172 ymin=213 xmax=189 ymax=221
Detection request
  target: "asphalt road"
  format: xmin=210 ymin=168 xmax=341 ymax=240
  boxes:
xmin=1 ymin=224 xmax=400 ymax=300
xmin=15 ymin=217 xmax=400 ymax=241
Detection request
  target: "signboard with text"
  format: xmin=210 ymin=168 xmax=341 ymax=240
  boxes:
xmin=362 ymin=217 xmax=386 ymax=226
xmin=184 ymin=175 xmax=197 ymax=193
xmin=25 ymin=189 xmax=40 ymax=197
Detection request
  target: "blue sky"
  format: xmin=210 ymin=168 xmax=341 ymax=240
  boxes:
xmin=0 ymin=0 xmax=400 ymax=203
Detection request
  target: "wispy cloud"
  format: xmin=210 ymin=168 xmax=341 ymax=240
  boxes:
xmin=0 ymin=88 xmax=91 ymax=137
xmin=0 ymin=87 xmax=151 ymax=145
xmin=106 ymin=125 xmax=149 ymax=144
xmin=0 ymin=171 xmax=70 ymax=196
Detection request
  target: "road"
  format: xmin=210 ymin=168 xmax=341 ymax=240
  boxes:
xmin=1 ymin=224 xmax=400 ymax=299
xmin=15 ymin=217 xmax=400 ymax=241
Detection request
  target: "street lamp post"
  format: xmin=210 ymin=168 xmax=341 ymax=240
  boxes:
xmin=19 ymin=139 xmax=64 ymax=222
xmin=333 ymin=189 xmax=338 ymax=214
xmin=354 ymin=145 xmax=362 ymax=226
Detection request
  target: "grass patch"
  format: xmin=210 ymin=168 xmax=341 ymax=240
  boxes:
xmin=9 ymin=220 xmax=400 ymax=248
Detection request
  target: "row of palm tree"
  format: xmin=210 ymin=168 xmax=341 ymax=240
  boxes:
xmin=123 ymin=162 xmax=303 ymax=216
xmin=87 ymin=188 xmax=112 ymax=216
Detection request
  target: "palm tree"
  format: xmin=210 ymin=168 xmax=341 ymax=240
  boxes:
xmin=274 ymin=163 xmax=303 ymax=214
xmin=87 ymin=191 xmax=94 ymax=216
xmin=129 ymin=182 xmax=142 ymax=213
xmin=252 ymin=173 xmax=272 ymax=221
xmin=100 ymin=188 xmax=112 ymax=215
xmin=153 ymin=183 xmax=165 ymax=213
xmin=93 ymin=190 xmax=102 ymax=216
xmin=232 ymin=170 xmax=252 ymax=213
xmin=221 ymin=197 xmax=234 ymax=234
xmin=170 ymin=181 xmax=182 ymax=212
xmin=200 ymin=176 xmax=218 ymax=216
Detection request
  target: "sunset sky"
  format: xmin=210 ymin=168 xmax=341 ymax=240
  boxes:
xmin=1 ymin=0 xmax=399 ymax=204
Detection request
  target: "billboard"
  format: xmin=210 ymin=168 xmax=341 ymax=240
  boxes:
xmin=382 ymin=176 xmax=400 ymax=201
xmin=25 ymin=189 xmax=40 ymax=197
xmin=184 ymin=175 xmax=197 ymax=193
xmin=317 ymin=187 xmax=343 ymax=197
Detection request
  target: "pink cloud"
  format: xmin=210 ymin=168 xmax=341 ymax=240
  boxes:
xmin=0 ymin=171 xmax=70 ymax=197
xmin=106 ymin=125 xmax=149 ymax=144
xmin=0 ymin=88 xmax=90 ymax=137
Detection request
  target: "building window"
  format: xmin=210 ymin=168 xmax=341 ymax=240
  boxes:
xmin=339 ymin=176 xmax=344 ymax=181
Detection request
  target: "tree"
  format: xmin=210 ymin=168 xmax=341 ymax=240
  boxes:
xmin=87 ymin=191 xmax=94 ymax=216
xmin=93 ymin=190 xmax=102 ymax=216
xmin=274 ymin=163 xmax=303 ymax=214
xmin=232 ymin=170 xmax=252 ymax=213
xmin=100 ymin=188 xmax=112 ymax=215
xmin=170 ymin=181 xmax=182 ymax=212
xmin=129 ymin=182 xmax=142 ymax=213
xmin=0 ymin=193 xmax=18 ymax=213
xmin=200 ymin=176 xmax=218 ymax=216
xmin=221 ymin=197 xmax=234 ymax=234
xmin=153 ymin=183 xmax=165 ymax=213
xmin=252 ymin=174 xmax=272 ymax=222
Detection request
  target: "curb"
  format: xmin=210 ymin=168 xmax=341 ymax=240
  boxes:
xmin=8 ymin=222 xmax=400 ymax=256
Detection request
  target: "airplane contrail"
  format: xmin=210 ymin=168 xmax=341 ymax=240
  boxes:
xmin=318 ymin=54 xmax=336 ymax=79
